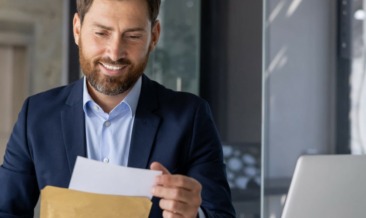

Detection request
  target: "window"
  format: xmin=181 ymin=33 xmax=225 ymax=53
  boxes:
xmin=145 ymin=0 xmax=201 ymax=94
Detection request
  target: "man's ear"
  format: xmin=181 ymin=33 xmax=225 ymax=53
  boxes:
xmin=73 ymin=13 xmax=81 ymax=46
xmin=150 ymin=20 xmax=161 ymax=51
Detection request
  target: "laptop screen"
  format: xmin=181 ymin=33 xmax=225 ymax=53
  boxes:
xmin=281 ymin=155 xmax=366 ymax=218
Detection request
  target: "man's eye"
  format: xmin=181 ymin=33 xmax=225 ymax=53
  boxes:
xmin=95 ymin=32 xmax=107 ymax=36
xmin=127 ymin=35 xmax=142 ymax=39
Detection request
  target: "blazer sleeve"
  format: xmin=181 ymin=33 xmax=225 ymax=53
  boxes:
xmin=187 ymin=100 xmax=236 ymax=218
xmin=0 ymin=98 xmax=39 ymax=218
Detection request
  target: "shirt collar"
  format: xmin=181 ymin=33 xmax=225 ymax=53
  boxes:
xmin=82 ymin=76 xmax=141 ymax=116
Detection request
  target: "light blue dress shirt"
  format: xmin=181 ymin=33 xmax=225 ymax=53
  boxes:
xmin=82 ymin=76 xmax=206 ymax=217
xmin=83 ymin=76 xmax=141 ymax=166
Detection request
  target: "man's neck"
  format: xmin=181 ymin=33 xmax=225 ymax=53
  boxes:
xmin=86 ymin=83 xmax=129 ymax=114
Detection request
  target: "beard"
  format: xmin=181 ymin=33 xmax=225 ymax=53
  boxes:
xmin=78 ymin=41 xmax=150 ymax=96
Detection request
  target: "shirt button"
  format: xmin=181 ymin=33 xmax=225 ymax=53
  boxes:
xmin=94 ymin=105 xmax=99 ymax=111
xmin=103 ymin=158 xmax=109 ymax=163
xmin=104 ymin=121 xmax=111 ymax=127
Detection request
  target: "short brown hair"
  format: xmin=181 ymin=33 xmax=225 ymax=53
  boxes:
xmin=76 ymin=0 xmax=161 ymax=23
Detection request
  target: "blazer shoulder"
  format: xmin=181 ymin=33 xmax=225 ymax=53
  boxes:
xmin=149 ymin=78 xmax=206 ymax=106
xmin=22 ymin=79 xmax=83 ymax=117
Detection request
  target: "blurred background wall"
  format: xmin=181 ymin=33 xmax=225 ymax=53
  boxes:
xmin=0 ymin=0 xmax=66 ymax=164
xmin=0 ymin=1 xmax=67 ymax=217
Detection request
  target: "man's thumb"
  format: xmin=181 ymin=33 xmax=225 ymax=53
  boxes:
xmin=150 ymin=161 xmax=171 ymax=175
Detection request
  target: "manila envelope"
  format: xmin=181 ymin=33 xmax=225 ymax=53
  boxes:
xmin=40 ymin=186 xmax=152 ymax=218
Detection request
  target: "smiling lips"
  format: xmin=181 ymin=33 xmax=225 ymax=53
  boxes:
xmin=99 ymin=62 xmax=127 ymax=75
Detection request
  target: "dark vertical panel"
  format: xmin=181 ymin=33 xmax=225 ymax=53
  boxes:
xmin=200 ymin=0 xmax=229 ymax=139
xmin=336 ymin=0 xmax=351 ymax=154
xmin=68 ymin=0 xmax=80 ymax=83
xmin=226 ymin=0 xmax=262 ymax=142
xmin=201 ymin=1 xmax=262 ymax=217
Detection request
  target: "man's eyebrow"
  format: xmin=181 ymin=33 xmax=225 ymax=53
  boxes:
xmin=92 ymin=23 xmax=146 ymax=32
xmin=124 ymin=27 xmax=146 ymax=33
xmin=92 ymin=22 xmax=114 ymax=31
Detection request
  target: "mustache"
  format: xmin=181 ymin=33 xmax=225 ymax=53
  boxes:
xmin=97 ymin=57 xmax=132 ymax=65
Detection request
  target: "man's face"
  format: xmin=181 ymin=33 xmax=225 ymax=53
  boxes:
xmin=73 ymin=0 xmax=160 ymax=96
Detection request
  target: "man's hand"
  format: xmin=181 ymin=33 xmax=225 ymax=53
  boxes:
xmin=150 ymin=162 xmax=202 ymax=218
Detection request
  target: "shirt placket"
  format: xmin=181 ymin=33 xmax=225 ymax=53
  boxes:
xmin=100 ymin=116 xmax=112 ymax=164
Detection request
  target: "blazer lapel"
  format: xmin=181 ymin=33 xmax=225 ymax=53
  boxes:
xmin=61 ymin=79 xmax=87 ymax=174
xmin=128 ymin=75 xmax=161 ymax=169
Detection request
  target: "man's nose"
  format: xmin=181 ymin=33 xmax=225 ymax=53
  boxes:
xmin=107 ymin=36 xmax=126 ymax=61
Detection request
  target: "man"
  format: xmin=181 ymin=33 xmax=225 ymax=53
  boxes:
xmin=0 ymin=0 xmax=235 ymax=217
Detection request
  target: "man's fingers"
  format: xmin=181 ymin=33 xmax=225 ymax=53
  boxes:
xmin=159 ymin=199 xmax=186 ymax=215
xmin=162 ymin=210 xmax=184 ymax=218
xmin=160 ymin=199 xmax=199 ymax=218
xmin=152 ymin=185 xmax=190 ymax=202
xmin=152 ymin=185 xmax=202 ymax=208
xmin=155 ymin=174 xmax=202 ymax=191
xmin=150 ymin=161 xmax=202 ymax=218
xmin=150 ymin=161 xmax=171 ymax=175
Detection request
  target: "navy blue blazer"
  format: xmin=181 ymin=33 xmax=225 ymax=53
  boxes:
xmin=0 ymin=75 xmax=235 ymax=217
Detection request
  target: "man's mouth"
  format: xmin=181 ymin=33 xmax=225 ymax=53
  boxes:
xmin=100 ymin=62 xmax=125 ymax=71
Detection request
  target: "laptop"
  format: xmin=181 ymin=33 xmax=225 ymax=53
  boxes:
xmin=281 ymin=155 xmax=366 ymax=218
